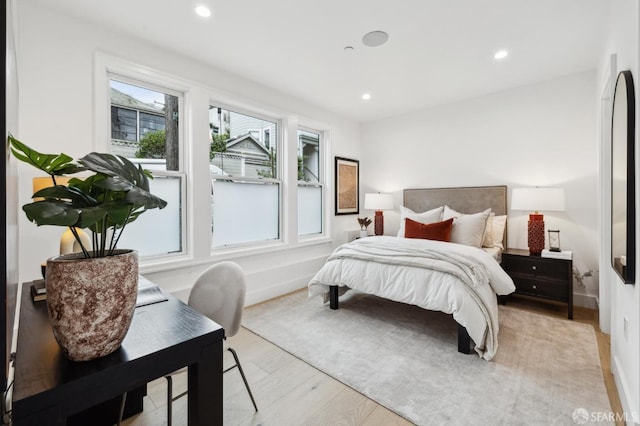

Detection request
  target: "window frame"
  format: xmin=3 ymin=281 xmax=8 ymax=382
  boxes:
xmin=94 ymin=55 xmax=190 ymax=269
xmin=107 ymin=75 xmax=188 ymax=261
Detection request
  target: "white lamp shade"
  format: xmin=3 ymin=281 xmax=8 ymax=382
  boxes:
xmin=364 ymin=193 xmax=394 ymax=211
xmin=511 ymin=187 xmax=565 ymax=212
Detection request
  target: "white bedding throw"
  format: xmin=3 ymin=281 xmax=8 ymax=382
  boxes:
xmin=308 ymin=236 xmax=515 ymax=360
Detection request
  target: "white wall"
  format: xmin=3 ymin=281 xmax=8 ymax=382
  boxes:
xmin=361 ymin=71 xmax=599 ymax=307
xmin=597 ymin=0 xmax=640 ymax=419
xmin=14 ymin=1 xmax=361 ymax=304
xmin=15 ymin=0 xmax=636 ymax=415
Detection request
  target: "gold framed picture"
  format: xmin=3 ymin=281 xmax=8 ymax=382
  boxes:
xmin=335 ymin=156 xmax=359 ymax=215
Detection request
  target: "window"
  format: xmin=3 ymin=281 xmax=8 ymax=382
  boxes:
xmin=139 ymin=111 xmax=165 ymax=138
xmin=111 ymin=107 xmax=137 ymax=141
xmin=209 ymin=105 xmax=280 ymax=248
xmin=109 ymin=78 xmax=185 ymax=259
xmin=298 ymin=129 xmax=323 ymax=236
xmin=263 ymin=129 xmax=271 ymax=149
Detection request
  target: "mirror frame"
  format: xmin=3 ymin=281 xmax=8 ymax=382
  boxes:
xmin=611 ymin=70 xmax=636 ymax=284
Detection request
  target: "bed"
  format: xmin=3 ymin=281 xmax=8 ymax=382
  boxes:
xmin=308 ymin=186 xmax=516 ymax=361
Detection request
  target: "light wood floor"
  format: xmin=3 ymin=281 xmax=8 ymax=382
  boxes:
xmin=122 ymin=293 xmax=622 ymax=426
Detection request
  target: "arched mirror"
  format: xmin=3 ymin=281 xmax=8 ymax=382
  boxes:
xmin=611 ymin=70 xmax=635 ymax=284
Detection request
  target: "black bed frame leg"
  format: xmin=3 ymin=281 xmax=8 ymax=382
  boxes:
xmin=457 ymin=323 xmax=471 ymax=354
xmin=329 ymin=285 xmax=339 ymax=310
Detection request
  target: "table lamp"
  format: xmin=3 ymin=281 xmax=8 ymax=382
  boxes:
xmin=32 ymin=177 xmax=91 ymax=256
xmin=511 ymin=187 xmax=565 ymax=254
xmin=364 ymin=193 xmax=394 ymax=235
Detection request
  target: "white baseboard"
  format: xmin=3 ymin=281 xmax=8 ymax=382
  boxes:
xmin=245 ymin=274 xmax=313 ymax=307
xmin=168 ymin=255 xmax=327 ymax=308
xmin=172 ymin=275 xmax=312 ymax=307
xmin=611 ymin=354 xmax=640 ymax=424
xmin=573 ymin=292 xmax=598 ymax=310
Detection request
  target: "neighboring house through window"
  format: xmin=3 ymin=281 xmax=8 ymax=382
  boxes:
xmin=110 ymin=80 xmax=167 ymax=158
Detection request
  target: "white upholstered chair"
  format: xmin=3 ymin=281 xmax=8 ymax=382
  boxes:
xmin=165 ymin=261 xmax=258 ymax=425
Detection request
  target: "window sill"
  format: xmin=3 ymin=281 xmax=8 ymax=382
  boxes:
xmin=138 ymin=236 xmax=333 ymax=275
xmin=210 ymin=235 xmax=333 ymax=261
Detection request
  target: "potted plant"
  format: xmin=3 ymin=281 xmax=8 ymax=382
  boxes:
xmin=357 ymin=217 xmax=372 ymax=238
xmin=10 ymin=135 xmax=167 ymax=361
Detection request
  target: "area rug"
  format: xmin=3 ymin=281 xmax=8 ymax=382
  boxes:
xmin=243 ymin=290 xmax=612 ymax=425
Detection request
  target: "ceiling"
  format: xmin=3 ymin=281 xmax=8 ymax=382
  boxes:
xmin=34 ymin=0 xmax=610 ymax=122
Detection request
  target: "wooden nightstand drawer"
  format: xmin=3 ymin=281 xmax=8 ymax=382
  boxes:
xmin=501 ymin=256 xmax=570 ymax=282
xmin=501 ymin=249 xmax=573 ymax=319
xmin=510 ymin=276 xmax=568 ymax=302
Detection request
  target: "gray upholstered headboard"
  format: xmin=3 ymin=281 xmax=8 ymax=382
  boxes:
xmin=403 ymin=186 xmax=507 ymax=246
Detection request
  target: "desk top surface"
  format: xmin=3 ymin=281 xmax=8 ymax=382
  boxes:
xmin=12 ymin=281 xmax=224 ymax=414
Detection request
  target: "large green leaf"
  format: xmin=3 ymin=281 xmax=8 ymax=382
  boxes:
xmin=79 ymin=154 xmax=166 ymax=210
xmin=23 ymin=201 xmax=80 ymax=227
xmin=9 ymin=135 xmax=80 ymax=176
xmin=76 ymin=206 xmax=109 ymax=229
xmin=79 ymin=152 xmax=151 ymax=190
xmin=33 ymin=185 xmax=98 ymax=207
xmin=92 ymin=175 xmax=134 ymax=192
xmin=101 ymin=202 xmax=133 ymax=226
xmin=125 ymin=186 xmax=168 ymax=210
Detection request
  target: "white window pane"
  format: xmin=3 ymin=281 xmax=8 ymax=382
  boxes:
xmin=212 ymin=180 xmax=279 ymax=247
xmin=116 ymin=176 xmax=182 ymax=257
xmin=298 ymin=185 xmax=322 ymax=235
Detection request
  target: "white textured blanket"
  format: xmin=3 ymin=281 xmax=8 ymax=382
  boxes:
xmin=308 ymin=236 xmax=515 ymax=360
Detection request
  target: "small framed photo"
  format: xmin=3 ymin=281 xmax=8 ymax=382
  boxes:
xmin=335 ymin=156 xmax=359 ymax=215
xmin=548 ymin=229 xmax=561 ymax=252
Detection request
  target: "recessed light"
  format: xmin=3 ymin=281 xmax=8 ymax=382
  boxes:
xmin=362 ymin=31 xmax=389 ymax=47
xmin=344 ymin=46 xmax=354 ymax=51
xmin=494 ymin=50 xmax=508 ymax=60
xmin=195 ymin=5 xmax=211 ymax=18
xmin=362 ymin=93 xmax=371 ymax=101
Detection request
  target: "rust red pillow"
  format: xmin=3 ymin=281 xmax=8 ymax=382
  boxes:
xmin=404 ymin=217 xmax=454 ymax=242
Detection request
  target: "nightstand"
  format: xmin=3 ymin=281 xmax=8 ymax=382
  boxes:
xmin=501 ymin=248 xmax=573 ymax=319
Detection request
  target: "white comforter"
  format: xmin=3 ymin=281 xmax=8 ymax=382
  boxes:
xmin=308 ymin=236 xmax=515 ymax=360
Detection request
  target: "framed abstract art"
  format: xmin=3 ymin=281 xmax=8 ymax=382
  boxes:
xmin=334 ymin=156 xmax=359 ymax=215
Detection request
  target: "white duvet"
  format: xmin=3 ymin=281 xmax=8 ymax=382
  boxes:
xmin=308 ymin=236 xmax=515 ymax=360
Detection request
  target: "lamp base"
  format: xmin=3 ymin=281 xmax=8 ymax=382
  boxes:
xmin=528 ymin=213 xmax=545 ymax=255
xmin=60 ymin=227 xmax=91 ymax=255
xmin=374 ymin=211 xmax=384 ymax=236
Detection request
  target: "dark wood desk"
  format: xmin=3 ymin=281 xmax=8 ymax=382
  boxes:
xmin=12 ymin=282 xmax=224 ymax=425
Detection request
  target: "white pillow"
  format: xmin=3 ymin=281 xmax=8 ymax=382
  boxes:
xmin=397 ymin=206 xmax=443 ymax=237
xmin=491 ymin=215 xmax=507 ymax=250
xmin=483 ymin=213 xmax=495 ymax=247
xmin=442 ymin=206 xmax=491 ymax=248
